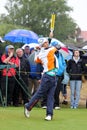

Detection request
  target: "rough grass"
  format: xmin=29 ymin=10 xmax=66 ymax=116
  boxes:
xmin=0 ymin=107 xmax=87 ymax=130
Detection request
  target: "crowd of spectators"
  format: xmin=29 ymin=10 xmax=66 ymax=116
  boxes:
xmin=0 ymin=40 xmax=86 ymax=111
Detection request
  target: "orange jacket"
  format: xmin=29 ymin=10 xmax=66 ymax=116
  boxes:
xmin=35 ymin=47 xmax=58 ymax=73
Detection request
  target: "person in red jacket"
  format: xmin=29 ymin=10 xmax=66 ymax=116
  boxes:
xmin=1 ymin=45 xmax=19 ymax=106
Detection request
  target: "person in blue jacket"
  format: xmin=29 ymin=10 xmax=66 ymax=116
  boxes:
xmin=28 ymin=49 xmax=42 ymax=96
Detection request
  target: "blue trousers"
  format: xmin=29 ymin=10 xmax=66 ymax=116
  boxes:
xmin=25 ymin=73 xmax=57 ymax=116
xmin=70 ymin=80 xmax=82 ymax=107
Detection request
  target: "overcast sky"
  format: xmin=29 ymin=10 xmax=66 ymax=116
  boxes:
xmin=0 ymin=0 xmax=7 ymax=14
xmin=0 ymin=0 xmax=87 ymax=30
xmin=68 ymin=0 xmax=87 ymax=30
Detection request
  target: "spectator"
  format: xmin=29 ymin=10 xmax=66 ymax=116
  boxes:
xmin=54 ymin=51 xmax=66 ymax=109
xmin=28 ymin=49 xmax=40 ymax=97
xmin=66 ymin=49 xmax=83 ymax=109
xmin=81 ymin=53 xmax=87 ymax=80
xmin=0 ymin=51 xmax=3 ymax=103
xmin=23 ymin=46 xmax=30 ymax=59
xmin=49 ymin=41 xmax=66 ymax=110
xmin=1 ymin=45 xmax=19 ymax=106
xmin=0 ymin=51 xmax=2 ymax=85
xmin=13 ymin=48 xmax=30 ymax=106
xmin=61 ymin=69 xmax=69 ymax=105
xmin=23 ymin=46 xmax=30 ymax=94
xmin=30 ymin=47 xmax=35 ymax=54
xmin=61 ymin=84 xmax=68 ymax=105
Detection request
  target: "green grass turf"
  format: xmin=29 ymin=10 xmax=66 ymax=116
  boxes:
xmin=0 ymin=107 xmax=87 ymax=130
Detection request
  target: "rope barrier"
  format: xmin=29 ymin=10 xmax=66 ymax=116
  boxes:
xmin=0 ymin=66 xmax=87 ymax=76
xmin=13 ymin=70 xmax=31 ymax=99
xmin=0 ymin=64 xmax=87 ymax=107
xmin=0 ymin=65 xmax=41 ymax=74
xmin=0 ymin=65 xmax=32 ymax=106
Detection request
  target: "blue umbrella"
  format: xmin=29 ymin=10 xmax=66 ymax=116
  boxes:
xmin=4 ymin=29 xmax=39 ymax=44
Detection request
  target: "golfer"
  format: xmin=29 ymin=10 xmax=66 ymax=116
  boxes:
xmin=24 ymin=38 xmax=61 ymax=121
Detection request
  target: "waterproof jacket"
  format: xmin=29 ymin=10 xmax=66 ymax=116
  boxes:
xmin=66 ymin=58 xmax=83 ymax=80
xmin=1 ymin=54 xmax=19 ymax=77
xmin=28 ymin=52 xmax=39 ymax=79
xmin=55 ymin=52 xmax=66 ymax=76
xmin=17 ymin=55 xmax=30 ymax=77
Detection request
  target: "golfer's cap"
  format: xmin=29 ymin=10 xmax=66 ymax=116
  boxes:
xmin=7 ymin=45 xmax=14 ymax=49
xmin=38 ymin=38 xmax=48 ymax=46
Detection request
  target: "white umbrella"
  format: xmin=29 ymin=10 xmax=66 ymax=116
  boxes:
xmin=0 ymin=36 xmax=5 ymax=43
xmin=38 ymin=37 xmax=65 ymax=47
xmin=22 ymin=43 xmax=39 ymax=49
xmin=82 ymin=45 xmax=87 ymax=49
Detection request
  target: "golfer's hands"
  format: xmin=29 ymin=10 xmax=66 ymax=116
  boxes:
xmin=49 ymin=31 xmax=54 ymax=38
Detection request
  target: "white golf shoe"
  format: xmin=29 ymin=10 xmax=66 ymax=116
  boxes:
xmin=45 ymin=115 xmax=52 ymax=121
xmin=24 ymin=106 xmax=30 ymax=118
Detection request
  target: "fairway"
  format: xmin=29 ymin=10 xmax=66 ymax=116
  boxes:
xmin=0 ymin=107 xmax=87 ymax=130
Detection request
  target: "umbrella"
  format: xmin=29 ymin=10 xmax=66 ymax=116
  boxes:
xmin=38 ymin=37 xmax=65 ymax=47
xmin=59 ymin=47 xmax=69 ymax=59
xmin=4 ymin=29 xmax=39 ymax=44
xmin=22 ymin=43 xmax=39 ymax=49
xmin=82 ymin=45 xmax=87 ymax=49
xmin=0 ymin=36 xmax=5 ymax=43
xmin=64 ymin=50 xmax=73 ymax=60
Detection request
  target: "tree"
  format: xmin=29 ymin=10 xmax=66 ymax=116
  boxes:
xmin=1 ymin=0 xmax=77 ymax=41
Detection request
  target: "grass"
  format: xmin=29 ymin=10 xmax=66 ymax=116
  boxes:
xmin=0 ymin=106 xmax=87 ymax=130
